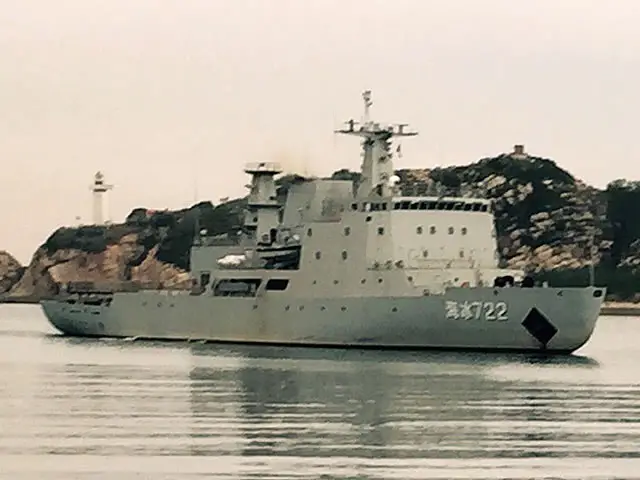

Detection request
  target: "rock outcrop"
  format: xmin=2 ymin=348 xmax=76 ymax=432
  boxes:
xmin=0 ymin=251 xmax=24 ymax=296
xmin=7 ymin=233 xmax=190 ymax=301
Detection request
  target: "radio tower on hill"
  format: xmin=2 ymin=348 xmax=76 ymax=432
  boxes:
xmin=91 ymin=171 xmax=114 ymax=225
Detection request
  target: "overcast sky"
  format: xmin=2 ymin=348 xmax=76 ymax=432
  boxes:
xmin=2 ymin=0 xmax=639 ymax=264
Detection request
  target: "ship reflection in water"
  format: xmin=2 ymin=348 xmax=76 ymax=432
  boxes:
xmin=0 ymin=305 xmax=639 ymax=479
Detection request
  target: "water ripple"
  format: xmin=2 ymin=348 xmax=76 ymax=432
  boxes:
xmin=1 ymin=305 xmax=640 ymax=479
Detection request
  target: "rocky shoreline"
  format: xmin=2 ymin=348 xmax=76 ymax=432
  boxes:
xmin=4 ymin=151 xmax=640 ymax=304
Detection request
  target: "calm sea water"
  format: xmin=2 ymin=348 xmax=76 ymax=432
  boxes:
xmin=0 ymin=304 xmax=639 ymax=479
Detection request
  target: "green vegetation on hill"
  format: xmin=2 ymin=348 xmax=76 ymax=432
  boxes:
xmin=44 ymin=225 xmax=138 ymax=254
xmin=36 ymin=154 xmax=640 ymax=300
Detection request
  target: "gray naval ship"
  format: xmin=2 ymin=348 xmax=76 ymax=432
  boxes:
xmin=41 ymin=91 xmax=605 ymax=353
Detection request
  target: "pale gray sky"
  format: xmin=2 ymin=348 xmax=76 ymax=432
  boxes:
xmin=2 ymin=0 xmax=639 ymax=264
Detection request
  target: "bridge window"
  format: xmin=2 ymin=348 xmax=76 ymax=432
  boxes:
xmin=481 ymin=204 xmax=489 ymax=212
xmin=266 ymin=279 xmax=289 ymax=291
xmin=416 ymin=226 xmax=423 ymax=234
xmin=410 ymin=202 xmax=419 ymax=210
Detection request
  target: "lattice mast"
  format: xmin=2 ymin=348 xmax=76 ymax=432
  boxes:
xmin=335 ymin=90 xmax=417 ymax=198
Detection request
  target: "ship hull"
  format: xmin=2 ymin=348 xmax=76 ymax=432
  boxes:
xmin=40 ymin=286 xmax=605 ymax=353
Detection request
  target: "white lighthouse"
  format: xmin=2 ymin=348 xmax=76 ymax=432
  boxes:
xmin=91 ymin=171 xmax=114 ymax=225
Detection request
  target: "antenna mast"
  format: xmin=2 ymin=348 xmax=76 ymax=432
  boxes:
xmin=335 ymin=90 xmax=417 ymax=198
xmin=362 ymin=90 xmax=372 ymax=125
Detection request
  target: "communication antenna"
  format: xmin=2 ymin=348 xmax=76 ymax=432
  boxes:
xmin=362 ymin=90 xmax=373 ymax=125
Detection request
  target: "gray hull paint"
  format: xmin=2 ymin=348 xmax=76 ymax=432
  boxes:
xmin=41 ymin=286 xmax=604 ymax=353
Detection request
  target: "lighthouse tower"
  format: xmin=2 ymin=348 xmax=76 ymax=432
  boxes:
xmin=91 ymin=171 xmax=114 ymax=225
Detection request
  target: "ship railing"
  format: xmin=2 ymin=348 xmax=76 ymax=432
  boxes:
xmin=63 ymin=280 xmax=190 ymax=295
xmin=194 ymin=237 xmax=241 ymax=247
xmin=376 ymin=258 xmax=478 ymax=270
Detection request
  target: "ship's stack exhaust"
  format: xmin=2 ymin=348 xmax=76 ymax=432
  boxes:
xmin=243 ymin=162 xmax=283 ymax=245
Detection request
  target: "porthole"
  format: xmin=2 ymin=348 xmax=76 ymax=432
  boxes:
xmin=361 ymin=279 xmax=366 ymax=284
xmin=315 ymin=251 xmax=321 ymax=260
xmin=285 ymin=305 xmax=290 ymax=311
xmin=422 ymin=250 xmax=428 ymax=258
xmin=430 ymin=226 xmax=436 ymax=234
xmin=461 ymin=227 xmax=468 ymax=235
xmin=299 ymin=305 xmax=304 ymax=311
xmin=366 ymin=216 xmax=372 ymax=222
xmin=344 ymin=226 xmax=351 ymax=236
xmin=459 ymin=249 xmax=465 ymax=258
xmin=378 ymin=278 xmax=383 ymax=283
xmin=341 ymin=306 xmax=347 ymax=312
xmin=341 ymin=251 xmax=348 ymax=260
xmin=448 ymin=226 xmax=454 ymax=234
xmin=333 ymin=280 xmax=339 ymax=284
xmin=307 ymin=228 xmax=313 ymax=237
xmin=392 ymin=307 xmax=398 ymax=312
xmin=377 ymin=227 xmax=384 ymax=235
xmin=416 ymin=226 xmax=423 ymax=234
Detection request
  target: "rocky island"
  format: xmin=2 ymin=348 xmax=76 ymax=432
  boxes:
xmin=2 ymin=147 xmax=640 ymax=312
